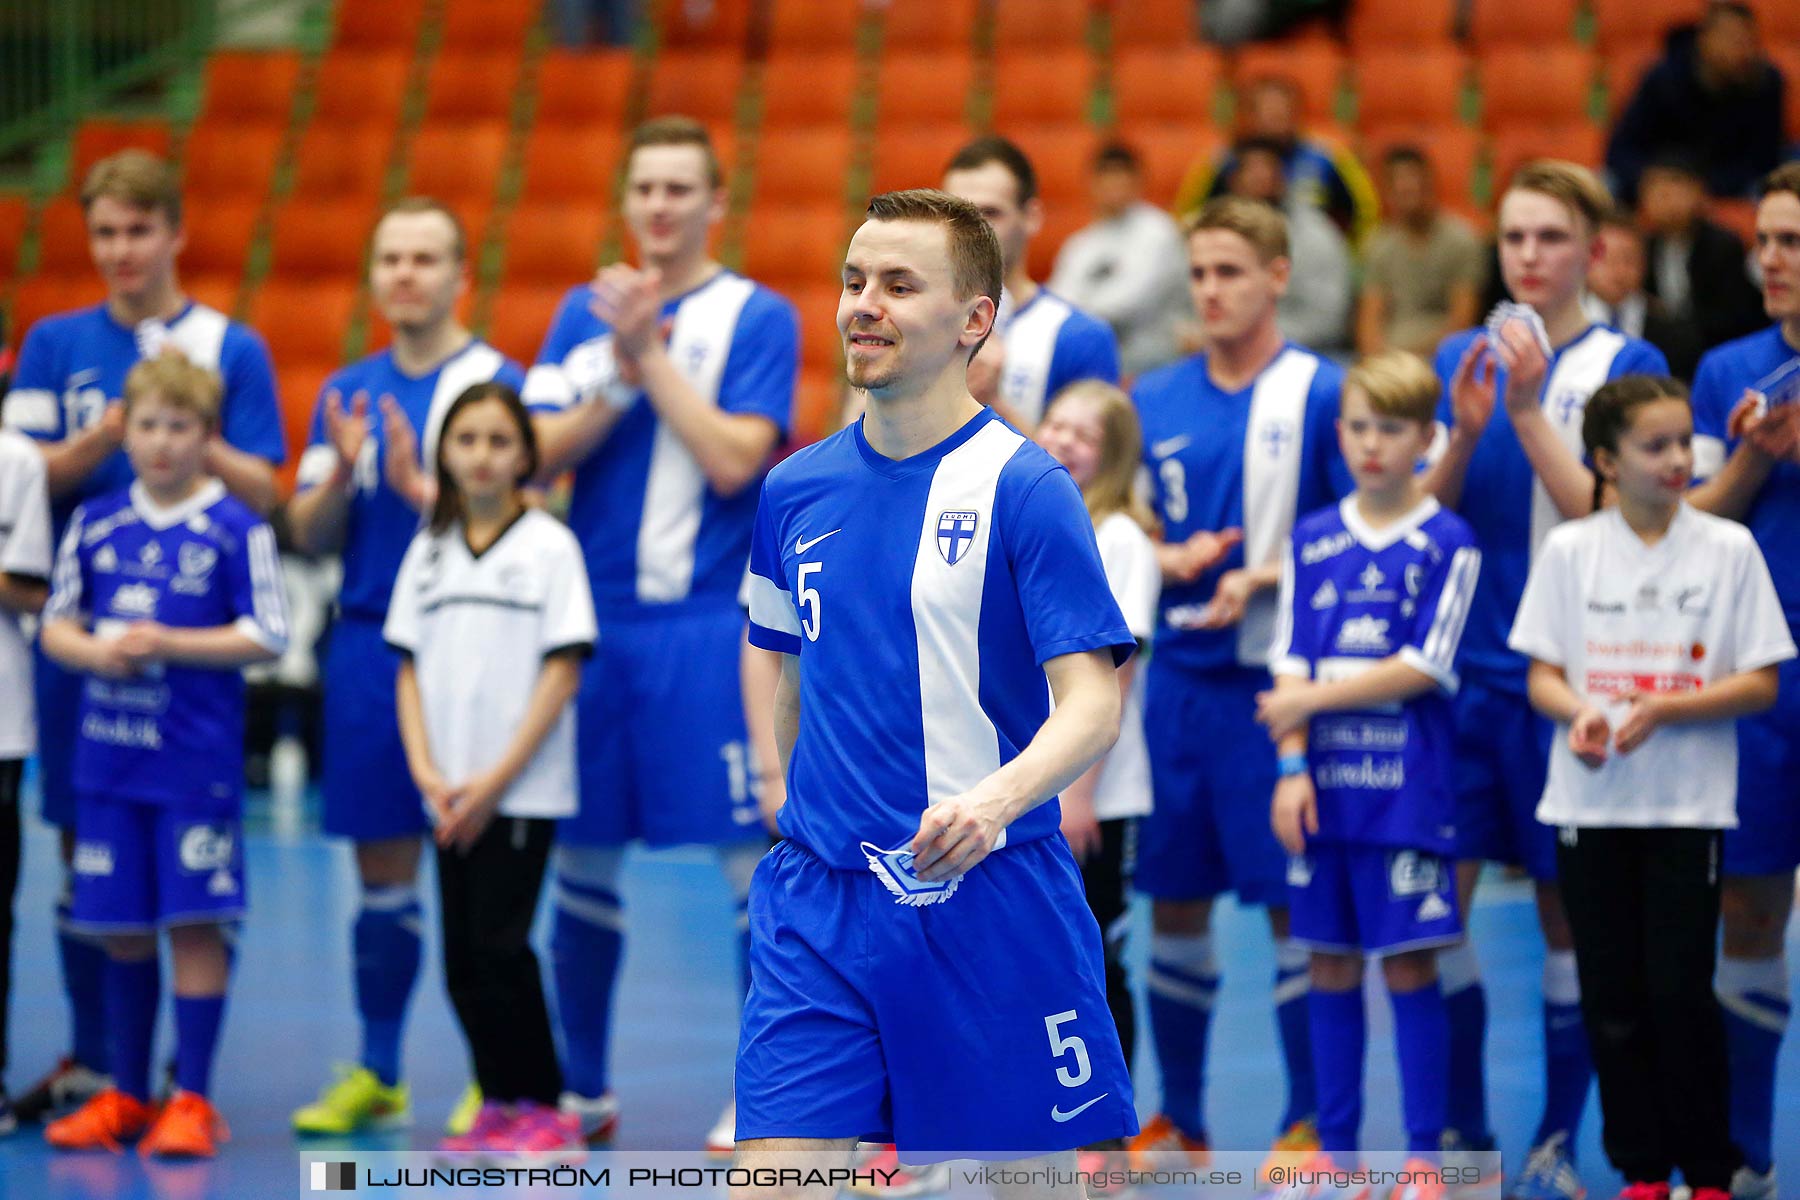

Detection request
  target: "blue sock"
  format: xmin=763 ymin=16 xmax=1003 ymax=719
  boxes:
xmin=354 ymin=885 xmax=422 ymax=1088
xmin=1391 ymin=982 xmax=1449 ymax=1156
xmin=1716 ymin=954 xmax=1788 ymax=1175
xmin=1439 ymin=943 xmax=1491 ymax=1144
xmin=173 ymin=995 xmax=227 ymax=1098
xmin=552 ymin=876 xmax=624 ymax=1099
xmin=1308 ymin=984 xmax=1364 ymax=1156
xmin=1146 ymin=932 xmax=1218 ymax=1141
xmin=57 ymin=895 xmax=109 ymax=1072
xmin=1534 ymin=950 xmax=1590 ymax=1152
xmin=1275 ymin=938 xmax=1317 ymax=1130
xmin=107 ymin=957 xmax=160 ymax=1103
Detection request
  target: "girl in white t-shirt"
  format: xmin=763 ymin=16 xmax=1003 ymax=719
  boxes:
xmin=1036 ymin=380 xmax=1161 ymax=1076
xmin=1509 ymin=376 xmax=1795 ymax=1200
xmin=385 ymin=382 xmax=596 ymax=1159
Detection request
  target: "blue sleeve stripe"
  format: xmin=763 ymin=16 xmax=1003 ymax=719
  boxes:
xmin=747 ymin=620 xmax=802 ymax=656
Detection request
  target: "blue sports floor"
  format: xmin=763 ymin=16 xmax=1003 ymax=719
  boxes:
xmin=3 ymin=790 xmax=1797 ymax=1199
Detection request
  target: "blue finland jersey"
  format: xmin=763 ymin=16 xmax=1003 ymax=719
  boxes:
xmin=45 ymin=480 xmax=289 ymax=813
xmin=2 ymin=301 xmax=285 ymax=534
xmin=998 ymin=287 xmax=1120 ymax=427
xmin=295 ymin=341 xmax=524 ymax=620
xmin=526 ymin=270 xmax=797 ymax=616
xmin=1433 ymin=324 xmax=1667 ymax=689
xmin=1134 ymin=344 xmax=1352 ymax=673
xmin=1692 ymin=325 xmax=1800 ymax=629
xmin=743 ymin=407 xmax=1134 ymax=869
xmin=1270 ymin=497 xmax=1480 ymax=854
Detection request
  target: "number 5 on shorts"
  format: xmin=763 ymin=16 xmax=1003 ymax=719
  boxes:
xmin=1044 ymin=1010 xmax=1092 ymax=1088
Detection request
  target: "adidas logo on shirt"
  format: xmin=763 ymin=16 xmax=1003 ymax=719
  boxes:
xmin=1416 ymin=893 xmax=1452 ymax=923
xmin=1310 ymin=581 xmax=1338 ymax=610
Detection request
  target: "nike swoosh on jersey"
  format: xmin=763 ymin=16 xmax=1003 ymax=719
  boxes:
xmin=1151 ymin=435 xmax=1192 ymax=458
xmin=1050 ymin=1093 xmax=1108 ymax=1122
xmin=795 ymin=529 xmax=843 ymax=554
xmin=69 ymin=369 xmax=101 ymax=387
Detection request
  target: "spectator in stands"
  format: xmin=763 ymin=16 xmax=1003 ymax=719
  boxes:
xmin=552 ymin=0 xmax=640 ymax=46
xmin=1605 ymin=1 xmax=1788 ymax=203
xmin=1049 ymin=142 xmax=1193 ymax=379
xmin=1583 ymin=213 xmax=1704 ymax=379
xmin=1637 ymin=155 xmax=1765 ymax=356
xmin=1226 ymin=136 xmax=1353 ymax=354
xmin=1356 ymin=145 xmax=1485 ymax=358
xmin=1179 ymin=76 xmax=1378 ymax=244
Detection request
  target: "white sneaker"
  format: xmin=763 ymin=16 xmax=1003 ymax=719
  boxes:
xmin=705 ymin=1099 xmax=736 ymax=1157
xmin=1730 ymin=1165 xmax=1776 ymax=1200
xmin=558 ymin=1090 xmax=619 ymax=1146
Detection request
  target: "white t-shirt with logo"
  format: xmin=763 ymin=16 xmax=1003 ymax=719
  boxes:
xmin=1508 ymin=503 xmax=1795 ymax=828
xmin=384 ymin=508 xmax=597 ymax=821
xmin=1092 ymin=512 xmax=1160 ymax=820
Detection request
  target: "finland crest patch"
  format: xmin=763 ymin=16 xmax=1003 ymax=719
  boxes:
xmin=861 ymin=841 xmax=963 ymax=907
xmin=936 ymin=510 xmax=978 ymax=565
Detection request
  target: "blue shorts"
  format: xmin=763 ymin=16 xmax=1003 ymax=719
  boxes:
xmin=562 ymin=605 xmax=761 ymax=848
xmin=33 ymin=646 xmax=83 ymax=828
xmin=1724 ymin=656 xmax=1800 ymax=877
xmin=1287 ymin=842 xmax=1462 ymax=956
xmin=736 ymin=836 xmax=1137 ymax=1157
xmin=1136 ymin=662 xmax=1286 ymax=904
xmin=320 ymin=615 xmax=427 ymax=841
xmin=1450 ymin=676 xmax=1558 ymax=880
xmin=69 ymin=794 xmax=246 ymax=933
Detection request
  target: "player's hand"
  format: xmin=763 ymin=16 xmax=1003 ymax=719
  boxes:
xmin=1612 ymin=692 xmax=1666 ymax=755
xmin=1255 ymin=684 xmax=1317 ymax=742
xmin=756 ymin=772 xmax=786 ymax=836
xmin=1165 ymin=527 xmax=1244 ymax=584
xmin=910 ymin=788 xmax=1012 ymax=881
xmin=96 ymin=400 xmax=127 ymax=449
xmin=323 ymin=389 xmax=372 ymax=485
xmin=1494 ymin=318 xmax=1549 ymax=415
xmin=1448 ymin=336 xmax=1498 ymax=436
xmin=590 ymin=265 xmax=664 ymax=359
xmin=114 ymin=621 xmax=165 ymax=666
xmin=967 ymin=334 xmax=1006 ymax=410
xmin=378 ymin=395 xmax=436 ymax=512
xmin=437 ymin=770 xmax=504 ymax=852
xmin=86 ymin=637 xmax=137 ymax=679
xmin=1729 ymin=391 xmax=1800 ymax=463
xmin=415 ymin=769 xmax=460 ymax=828
xmin=1197 ymin=567 xmax=1253 ymax=629
xmin=1059 ymin=789 xmax=1102 ymax=863
xmin=1569 ymin=706 xmax=1611 ymax=768
xmin=1270 ymin=773 xmax=1317 ymax=856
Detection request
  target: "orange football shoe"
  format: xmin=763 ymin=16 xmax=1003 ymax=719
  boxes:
xmin=45 ymin=1088 xmax=155 ymax=1152
xmin=1127 ymin=1112 xmax=1211 ymax=1170
xmin=138 ymin=1090 xmax=229 ymax=1159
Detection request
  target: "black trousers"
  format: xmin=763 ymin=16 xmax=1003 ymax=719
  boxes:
xmin=0 ymin=760 xmax=18 ymax=1080
xmin=1556 ymin=825 xmax=1739 ymax=1190
xmin=437 ymin=816 xmax=561 ymax=1105
xmin=1077 ymin=817 xmax=1136 ymax=1070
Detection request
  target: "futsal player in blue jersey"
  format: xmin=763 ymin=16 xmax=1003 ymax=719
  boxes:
xmin=1679 ymin=163 xmax=1800 ymax=1200
xmin=1424 ymin=161 xmax=1668 ymax=1200
xmin=734 ymin=187 xmax=1134 ymax=1199
xmin=525 ymin=116 xmax=797 ymax=1151
xmin=943 ymin=137 xmax=1119 ymax=432
xmin=1259 ymin=351 xmax=1481 ymax=1198
xmin=1128 ymin=196 xmax=1351 ymax=1171
xmin=286 ymin=198 xmax=525 ymax=1137
xmin=1 ymin=150 xmax=283 ymax=1123
xmin=39 ymin=354 xmax=288 ymax=1158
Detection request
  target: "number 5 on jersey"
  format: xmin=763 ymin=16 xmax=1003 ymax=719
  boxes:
xmin=1044 ymin=1009 xmax=1092 ymax=1088
xmin=797 ymin=561 xmax=822 ymax=642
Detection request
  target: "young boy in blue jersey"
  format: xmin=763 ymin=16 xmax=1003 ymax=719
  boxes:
xmin=1259 ymin=350 xmax=1482 ymax=1200
xmin=525 ymin=116 xmax=797 ymax=1152
xmin=734 ymin=186 xmax=1135 ymax=1199
xmin=1425 ymin=160 xmax=1669 ymax=1199
xmin=1129 ymin=196 xmax=1352 ymax=1172
xmin=943 ymin=136 xmax=1120 ymax=432
xmin=1 ymin=149 xmax=284 ymax=1124
xmin=39 ymin=353 xmax=288 ymax=1157
xmin=1680 ymin=163 xmax=1800 ymax=1200
xmin=286 ymin=198 xmax=526 ymax=1137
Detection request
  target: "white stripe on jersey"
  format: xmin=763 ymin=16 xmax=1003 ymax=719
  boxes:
xmin=295 ymin=444 xmax=339 ymax=489
xmin=522 ymin=363 xmax=576 ymax=411
xmin=745 ymin=570 xmax=800 ymax=639
xmin=245 ymin=523 xmax=290 ymax=651
xmin=1267 ymin=538 xmax=1303 ymax=676
xmin=1239 ymin=347 xmax=1318 ymax=666
xmin=636 ymin=274 xmax=756 ymax=603
xmin=1000 ymin=292 xmax=1074 ymax=427
xmin=1529 ymin=327 xmax=1625 ymax=559
xmin=1692 ymin=435 xmax=1726 ymax=482
xmin=45 ymin=514 xmax=86 ymax=621
xmin=1416 ymin=545 xmax=1479 ymax=687
xmin=0 ymin=389 xmax=58 ymax=434
xmin=167 ymin=305 xmax=229 ymax=370
xmin=420 ymin=343 xmax=507 ymax=469
xmin=910 ymin=419 xmax=1027 ymax=815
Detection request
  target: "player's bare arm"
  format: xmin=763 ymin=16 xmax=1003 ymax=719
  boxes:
xmin=201 ymin=438 xmax=277 ymax=515
xmin=1423 ymin=336 xmax=1497 ymax=508
xmin=1690 ymin=392 xmax=1800 ymax=519
xmin=287 ymin=388 xmax=372 ymax=554
xmin=1256 ymin=657 xmax=1440 ymax=741
xmin=1495 ymin=322 xmax=1595 ymax=519
xmin=0 ymin=572 xmax=48 ymax=617
xmin=40 ymin=400 xmax=125 ymax=499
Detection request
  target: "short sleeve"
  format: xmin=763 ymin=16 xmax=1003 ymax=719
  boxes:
xmin=382 ymin=534 xmax=428 ymax=655
xmin=539 ymin=532 xmax=598 ymax=657
xmin=3 ymin=322 xmax=66 ymax=439
xmin=1398 ymin=540 xmax=1481 ymax=693
xmin=294 ymin=373 xmax=347 ymax=491
xmin=744 ymin=483 xmax=802 ymax=655
xmin=1267 ymin=534 xmax=1312 ymax=678
xmin=1048 ymin=315 xmax=1121 ymax=394
xmin=1507 ymin=534 xmax=1571 ymax=666
xmin=226 ymin=521 xmax=290 ymax=655
xmin=1304 ymin=368 xmax=1355 ymax=501
xmin=1726 ymin=535 xmax=1798 ymax=674
xmin=1688 ymin=348 xmax=1734 ymax=482
xmin=43 ymin=506 xmax=89 ymax=623
xmin=1097 ymin=516 xmax=1159 ymax=643
xmin=1005 ymin=466 xmax=1134 ymax=666
xmin=219 ymin=326 xmax=287 ymax=465
xmin=1616 ymin=338 xmax=1671 ymax=379
xmin=0 ymin=442 xmax=53 ymax=580
xmin=521 ymin=287 xmax=594 ymax=414
xmin=717 ymin=291 xmax=799 ymax=436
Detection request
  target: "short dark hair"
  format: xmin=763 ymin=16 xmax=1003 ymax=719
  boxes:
xmin=1233 ymin=134 xmax=1289 ymax=164
xmin=377 ymin=196 xmax=468 ymax=262
xmin=945 ymin=135 xmax=1037 ymax=206
xmin=1702 ymin=1 xmax=1755 ymax=29
xmin=429 ymin=382 xmax=540 ymax=534
xmin=627 ymin=115 xmax=723 ymax=189
xmin=1093 ymin=141 xmax=1140 ymax=174
xmin=1382 ymin=145 xmax=1430 ymax=172
xmin=1582 ymin=375 xmax=1689 ymax=511
xmin=864 ymin=189 xmax=1003 ymax=309
xmin=1761 ymin=161 xmax=1800 ymax=202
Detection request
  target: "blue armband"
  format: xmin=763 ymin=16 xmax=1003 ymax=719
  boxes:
xmin=1277 ymin=752 xmax=1310 ymax=779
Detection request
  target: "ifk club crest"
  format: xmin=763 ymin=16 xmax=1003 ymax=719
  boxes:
xmin=937 ymin=510 xmax=978 ymax=565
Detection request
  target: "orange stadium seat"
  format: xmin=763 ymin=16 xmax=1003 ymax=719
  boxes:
xmin=740 ymin=204 xmax=849 ymax=287
xmin=1345 ymin=0 xmax=1456 ymax=49
xmin=183 ymin=273 xmax=240 ymax=316
xmin=761 ymin=52 xmax=861 ymax=129
xmin=1231 ymin=42 xmax=1346 ymax=126
xmin=520 ymin=126 xmax=625 ymax=204
xmin=753 ymin=129 xmax=855 ymax=204
xmin=647 ymin=51 xmax=745 ymax=125
xmin=769 ymin=0 xmax=864 ymax=51
xmin=993 ymin=0 xmax=1094 ymax=50
xmin=11 ymin=277 xmax=102 ymax=339
xmin=1007 ymin=123 xmax=1101 ymax=203
xmin=659 ymin=0 xmax=751 ymax=49
xmin=181 ymin=123 xmax=283 ymax=202
xmin=1479 ymin=47 xmax=1597 ymax=128
xmin=424 ymin=51 xmax=524 ymax=125
xmin=1109 ymin=0 xmax=1196 ymax=49
xmin=533 ymin=50 xmax=635 ymax=127
xmin=69 ymin=119 xmax=172 ymax=185
xmin=178 ymin=200 xmax=260 ymax=279
xmin=870 ymin=123 xmax=974 ymax=194
xmin=290 ymin=124 xmax=394 ymax=201
xmin=880 ymin=0 xmax=979 ymax=51
xmin=499 ymin=204 xmax=607 ymax=286
xmin=991 ymin=50 xmax=1097 ymax=127
xmin=270 ymin=200 xmax=375 ymax=279
xmin=485 ymin=283 xmax=571 ymax=364
xmin=791 ymin=367 xmax=842 ymax=446
xmin=1775 ymin=48 xmax=1800 ymax=138
xmin=1467 ymin=0 xmax=1580 ymax=50
xmin=1030 ymin=204 xmax=1086 ymax=279
xmin=0 ymin=195 xmax=27 ymax=277
xmin=1127 ymin=123 xmax=1223 ymax=209
xmin=1490 ymin=122 xmax=1606 ymax=189
xmin=1354 ymin=50 xmax=1469 ymax=131
xmin=407 ymin=121 xmax=510 ymax=205
xmin=1603 ymin=41 xmax=1664 ymax=117
xmin=1591 ymin=0 xmax=1697 ymax=53
xmin=274 ymin=362 xmax=334 ymax=489
xmin=249 ymin=279 xmax=359 ymax=364
xmin=1747 ymin=0 xmax=1800 ymax=43
xmin=877 ymin=52 xmax=974 ymax=125
xmin=313 ymin=50 xmax=412 ymax=126
xmin=198 ymin=50 xmax=302 ymax=125
xmin=441 ymin=0 xmax=540 ymax=49
xmin=1361 ymin=124 xmax=1483 ymax=219
xmin=788 ymin=284 xmax=845 ymax=369
xmin=33 ymin=198 xmax=92 ymax=275
xmin=1112 ymin=46 xmax=1224 ymax=125
xmin=332 ymin=0 xmax=426 ymax=49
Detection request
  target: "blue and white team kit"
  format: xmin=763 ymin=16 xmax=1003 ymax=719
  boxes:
xmin=295 ymin=340 xmax=525 ymax=841
xmin=1270 ymin=497 xmax=1481 ymax=954
xmin=45 ymin=480 xmax=289 ymax=931
xmin=740 ymin=407 xmax=1138 ymax=1154
xmin=1692 ymin=325 xmax=1800 ymax=876
xmin=996 ymin=285 xmax=1119 ymax=427
xmin=1 ymin=301 xmax=285 ymax=828
xmin=525 ymin=269 xmax=796 ymax=846
xmin=1432 ymin=324 xmax=1667 ymax=879
xmin=1132 ymin=344 xmax=1353 ymax=904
